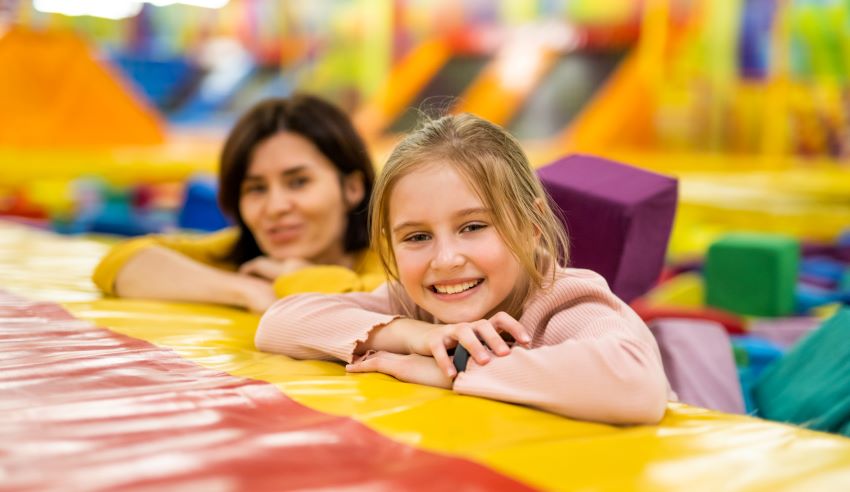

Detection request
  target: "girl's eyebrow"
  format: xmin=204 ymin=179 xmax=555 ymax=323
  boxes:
xmin=391 ymin=221 xmax=423 ymax=234
xmin=391 ymin=207 xmax=490 ymax=233
xmin=456 ymin=207 xmax=490 ymax=218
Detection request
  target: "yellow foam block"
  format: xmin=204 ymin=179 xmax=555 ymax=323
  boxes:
xmin=643 ymin=271 xmax=705 ymax=308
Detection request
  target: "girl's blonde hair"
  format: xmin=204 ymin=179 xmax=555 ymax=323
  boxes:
xmin=370 ymin=113 xmax=570 ymax=317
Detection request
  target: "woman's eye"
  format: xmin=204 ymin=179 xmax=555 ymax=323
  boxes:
xmin=242 ymin=183 xmax=266 ymax=194
xmin=461 ymin=223 xmax=487 ymax=233
xmin=288 ymin=176 xmax=309 ymax=189
xmin=404 ymin=233 xmax=430 ymax=242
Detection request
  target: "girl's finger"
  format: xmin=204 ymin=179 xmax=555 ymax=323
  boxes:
xmin=476 ymin=322 xmax=511 ymax=356
xmin=346 ymin=356 xmax=379 ymax=373
xmin=457 ymin=327 xmax=491 ymax=365
xmin=429 ymin=339 xmax=456 ymax=378
xmin=490 ymin=312 xmax=532 ymax=345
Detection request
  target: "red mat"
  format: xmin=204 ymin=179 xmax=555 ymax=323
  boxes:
xmin=0 ymin=293 xmax=535 ymax=491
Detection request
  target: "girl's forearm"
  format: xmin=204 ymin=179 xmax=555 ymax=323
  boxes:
xmin=354 ymin=317 xmax=433 ymax=355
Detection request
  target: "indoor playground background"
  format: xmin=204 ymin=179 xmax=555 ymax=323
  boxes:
xmin=3 ymin=1 xmax=850 ymax=490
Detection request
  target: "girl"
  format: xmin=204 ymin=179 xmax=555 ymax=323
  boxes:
xmin=256 ymin=114 xmax=670 ymax=424
xmin=93 ymin=95 xmax=385 ymax=313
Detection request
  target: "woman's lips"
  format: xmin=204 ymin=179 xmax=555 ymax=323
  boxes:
xmin=266 ymin=225 xmax=303 ymax=244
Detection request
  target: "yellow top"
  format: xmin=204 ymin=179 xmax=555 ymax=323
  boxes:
xmin=91 ymin=227 xmax=386 ymax=298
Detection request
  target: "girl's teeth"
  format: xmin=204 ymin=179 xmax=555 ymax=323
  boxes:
xmin=435 ymin=280 xmax=479 ymax=294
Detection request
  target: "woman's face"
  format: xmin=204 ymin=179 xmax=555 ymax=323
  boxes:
xmin=239 ymin=131 xmax=364 ymax=264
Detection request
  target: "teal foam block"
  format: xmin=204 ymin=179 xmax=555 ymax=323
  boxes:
xmin=753 ymin=308 xmax=850 ymax=436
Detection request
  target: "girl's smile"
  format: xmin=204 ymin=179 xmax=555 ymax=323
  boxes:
xmin=429 ymin=278 xmax=485 ymax=301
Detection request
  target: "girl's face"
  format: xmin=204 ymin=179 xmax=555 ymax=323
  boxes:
xmin=388 ymin=163 xmax=524 ymax=323
xmin=239 ymin=132 xmax=364 ymax=264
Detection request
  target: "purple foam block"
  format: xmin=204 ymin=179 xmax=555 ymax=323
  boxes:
xmin=538 ymin=154 xmax=678 ymax=302
xmin=748 ymin=316 xmax=822 ymax=349
xmin=650 ymin=318 xmax=746 ymax=414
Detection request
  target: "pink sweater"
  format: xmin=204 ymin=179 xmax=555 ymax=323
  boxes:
xmin=256 ymin=268 xmax=671 ymax=424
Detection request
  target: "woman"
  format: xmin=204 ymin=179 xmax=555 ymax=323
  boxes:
xmin=93 ymin=95 xmax=384 ymax=312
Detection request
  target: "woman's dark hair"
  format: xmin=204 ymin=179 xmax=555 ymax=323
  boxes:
xmin=218 ymin=94 xmax=374 ymax=265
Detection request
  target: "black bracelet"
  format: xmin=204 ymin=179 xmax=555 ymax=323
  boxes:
xmin=453 ymin=345 xmax=470 ymax=373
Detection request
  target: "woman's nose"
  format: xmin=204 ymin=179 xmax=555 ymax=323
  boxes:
xmin=265 ymin=185 xmax=294 ymax=215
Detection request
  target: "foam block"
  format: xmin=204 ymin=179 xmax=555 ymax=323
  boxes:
xmin=748 ymin=316 xmax=822 ymax=349
xmin=538 ymin=154 xmax=678 ymax=302
xmin=649 ymin=318 xmax=745 ymax=414
xmin=754 ymin=309 xmax=850 ymax=436
xmin=730 ymin=335 xmax=784 ymax=379
xmin=704 ymin=233 xmax=799 ymax=317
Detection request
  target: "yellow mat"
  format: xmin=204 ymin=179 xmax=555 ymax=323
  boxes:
xmin=2 ymin=220 xmax=850 ymax=491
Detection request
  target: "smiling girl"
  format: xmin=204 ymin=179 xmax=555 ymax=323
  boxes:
xmin=256 ymin=114 xmax=671 ymax=424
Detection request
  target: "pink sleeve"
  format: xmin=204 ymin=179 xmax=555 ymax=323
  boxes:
xmin=452 ymin=273 xmax=669 ymax=425
xmin=255 ymin=283 xmax=403 ymax=363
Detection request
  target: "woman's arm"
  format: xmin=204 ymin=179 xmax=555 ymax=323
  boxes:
xmin=114 ymin=246 xmax=277 ymax=312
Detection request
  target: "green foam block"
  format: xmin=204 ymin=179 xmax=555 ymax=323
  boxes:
xmin=705 ymin=233 xmax=799 ymax=317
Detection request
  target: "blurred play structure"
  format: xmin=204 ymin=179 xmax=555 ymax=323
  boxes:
xmin=556 ymin=0 xmax=850 ymax=258
xmin=354 ymin=3 xmax=638 ymax=162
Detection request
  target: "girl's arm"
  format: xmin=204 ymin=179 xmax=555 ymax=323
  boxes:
xmin=256 ymin=285 xmax=397 ymax=361
xmin=453 ymin=330 xmax=669 ymax=425
xmin=452 ymin=273 xmax=669 ymax=425
xmin=114 ymin=246 xmax=278 ymax=313
xmin=256 ymin=287 xmax=530 ymax=367
xmin=256 ymin=285 xmax=438 ymax=362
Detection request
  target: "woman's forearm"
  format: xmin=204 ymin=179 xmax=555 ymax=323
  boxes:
xmin=113 ymin=246 xmax=270 ymax=309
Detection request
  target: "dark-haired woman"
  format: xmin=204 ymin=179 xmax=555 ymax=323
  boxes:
xmin=93 ymin=95 xmax=384 ymax=313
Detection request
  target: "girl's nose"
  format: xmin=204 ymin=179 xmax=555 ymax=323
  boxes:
xmin=430 ymin=237 xmax=466 ymax=270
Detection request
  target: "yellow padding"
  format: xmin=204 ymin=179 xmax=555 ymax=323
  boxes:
xmin=644 ymin=271 xmax=705 ymax=308
xmin=3 ymin=221 xmax=850 ymax=491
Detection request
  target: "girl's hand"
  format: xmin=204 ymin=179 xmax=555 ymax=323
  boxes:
xmin=345 ymin=352 xmax=453 ymax=389
xmin=413 ymin=312 xmax=532 ymax=378
xmin=239 ymin=256 xmax=312 ymax=281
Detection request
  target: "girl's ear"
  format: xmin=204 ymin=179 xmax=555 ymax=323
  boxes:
xmin=342 ymin=171 xmax=366 ymax=209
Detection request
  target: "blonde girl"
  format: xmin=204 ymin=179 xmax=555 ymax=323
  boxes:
xmin=256 ymin=114 xmax=670 ymax=424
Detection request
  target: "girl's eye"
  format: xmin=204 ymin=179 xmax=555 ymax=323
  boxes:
xmin=461 ymin=223 xmax=487 ymax=233
xmin=403 ymin=233 xmax=431 ymax=243
xmin=288 ymin=176 xmax=309 ymax=189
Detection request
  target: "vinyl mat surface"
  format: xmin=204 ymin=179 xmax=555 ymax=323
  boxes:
xmin=2 ymin=221 xmax=850 ymax=491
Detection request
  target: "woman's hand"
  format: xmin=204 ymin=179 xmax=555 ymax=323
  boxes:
xmin=235 ymin=275 xmax=278 ymax=313
xmin=346 ymin=352 xmax=453 ymax=389
xmin=239 ymin=256 xmax=313 ymax=281
xmin=412 ymin=312 xmax=532 ymax=378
